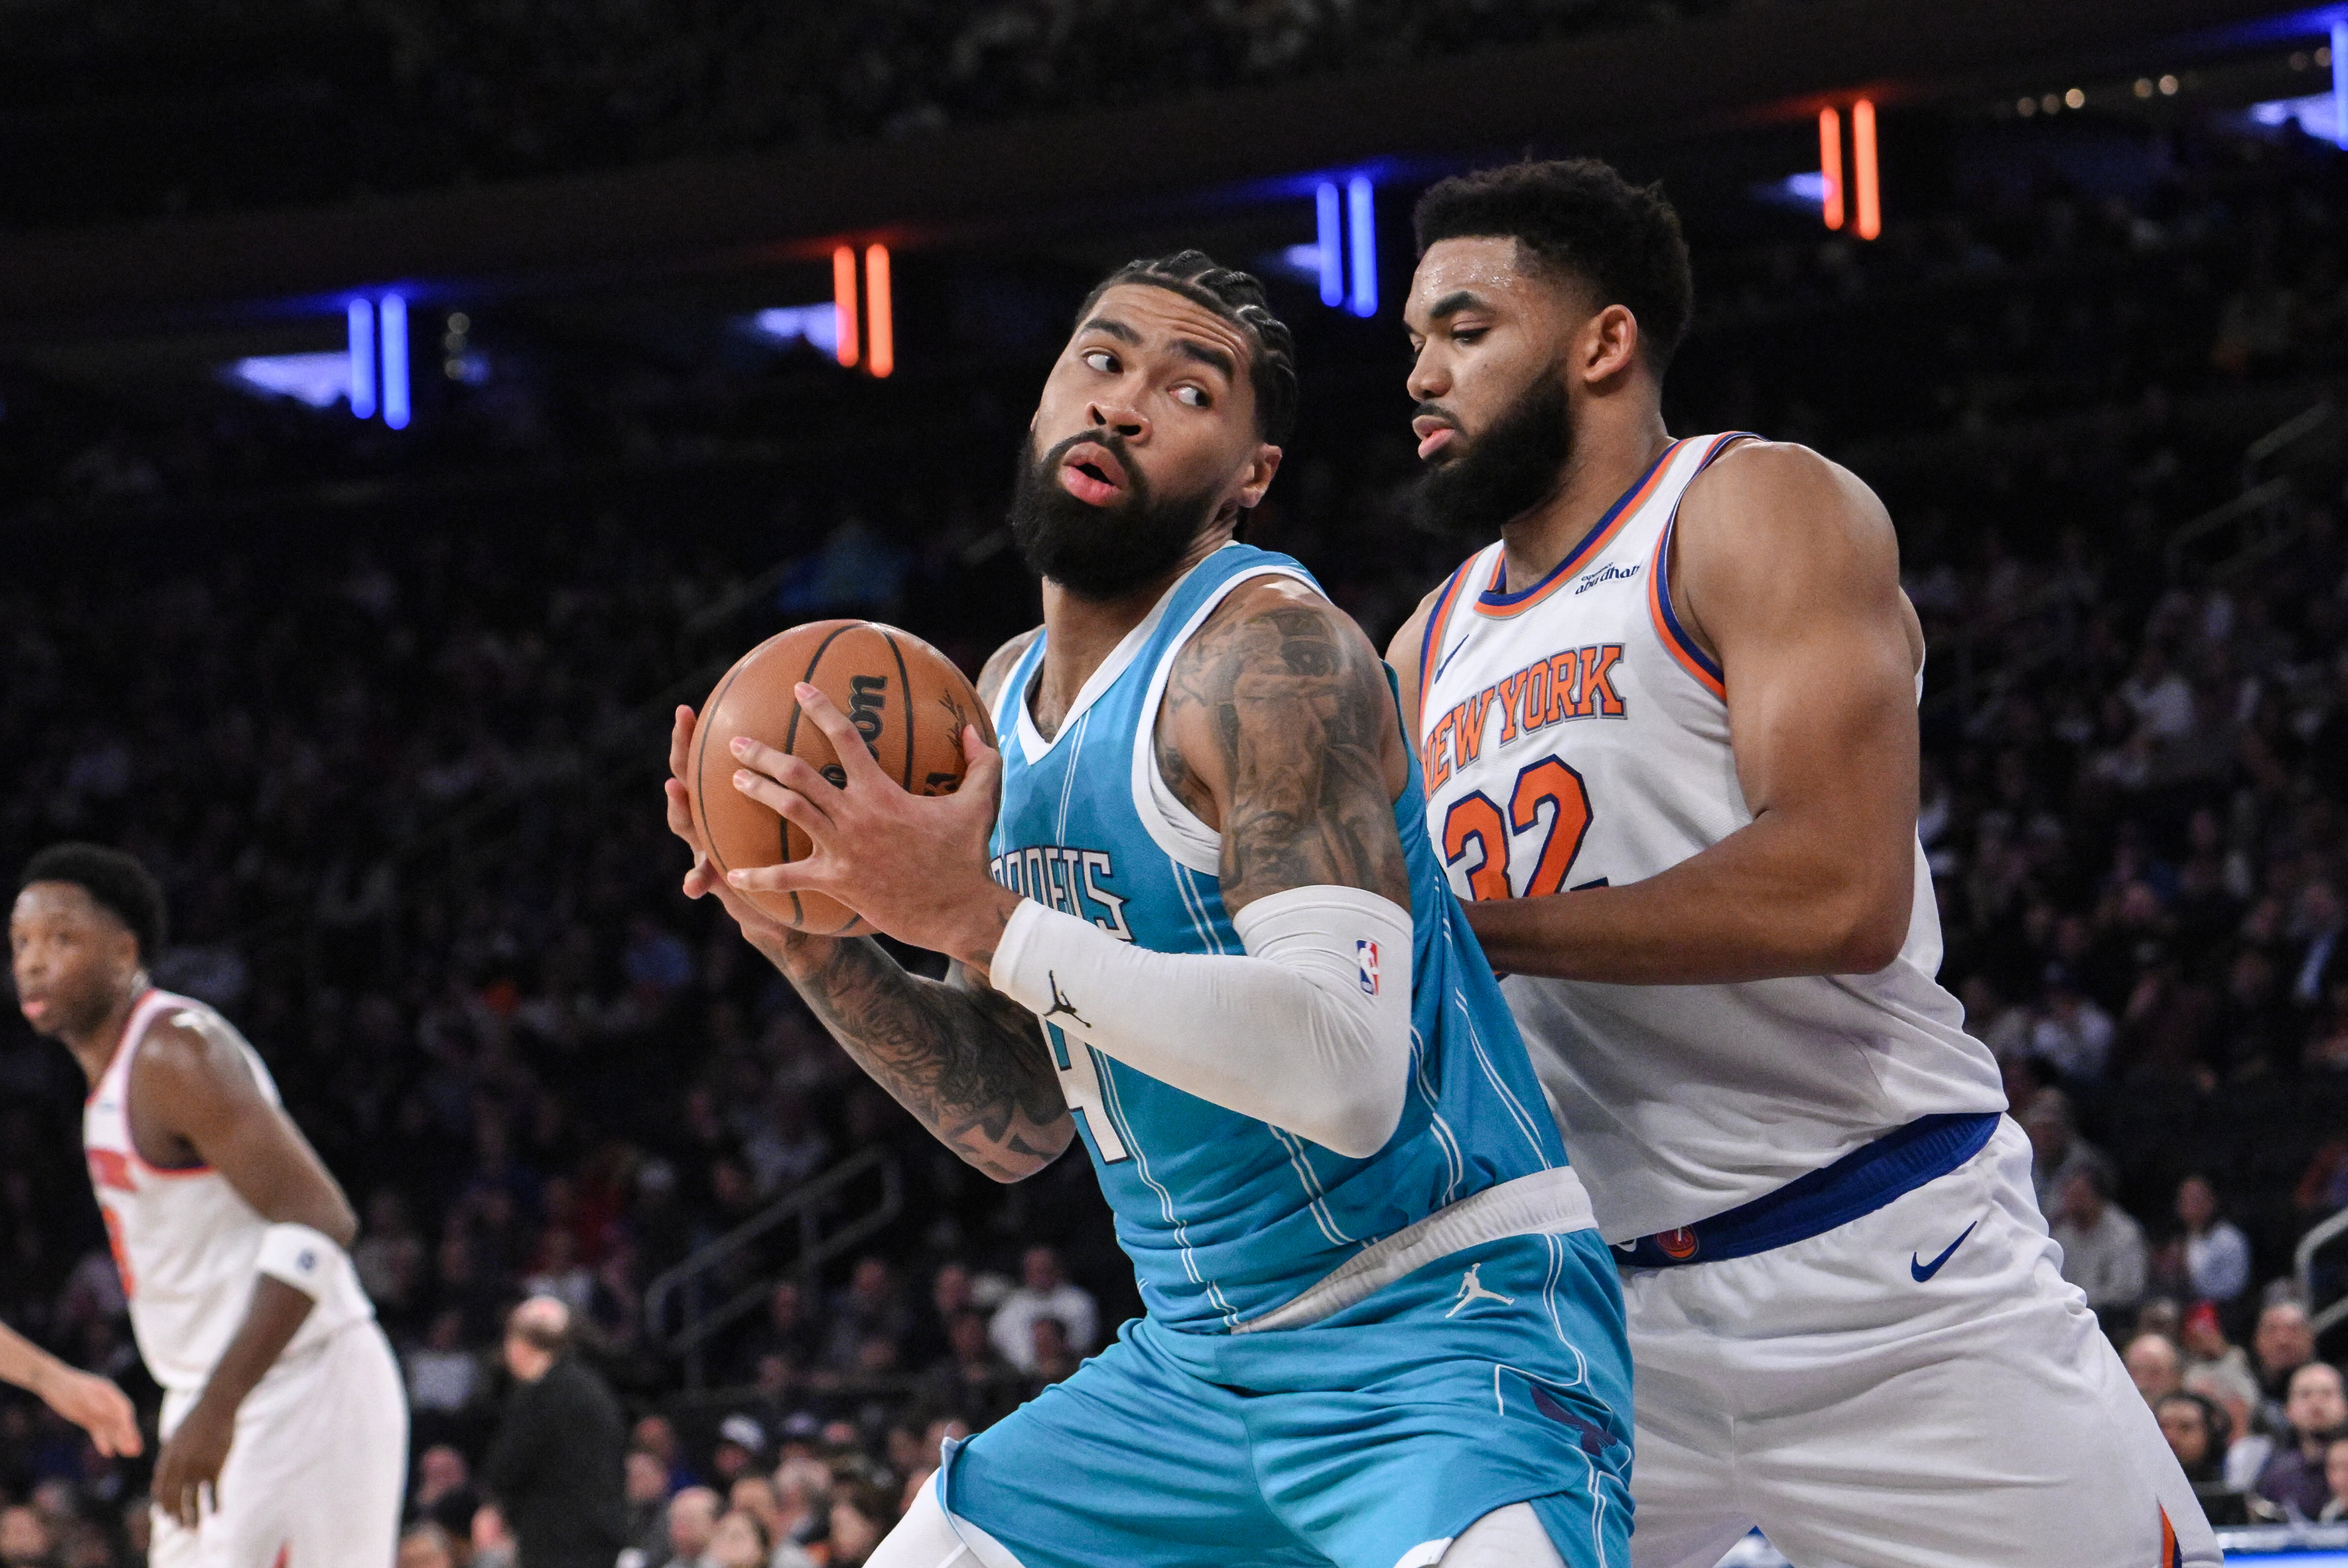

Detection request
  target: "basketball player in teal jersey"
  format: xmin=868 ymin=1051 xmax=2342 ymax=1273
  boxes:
xmin=664 ymin=252 xmax=1631 ymax=1568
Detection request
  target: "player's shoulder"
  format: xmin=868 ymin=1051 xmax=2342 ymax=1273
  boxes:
xmin=976 ymin=626 xmax=1044 ymax=707
xmin=1385 ymin=581 xmax=1449 ymax=670
xmin=1186 ymin=570 xmax=1373 ymax=667
xmin=131 ymin=1000 xmax=259 ymax=1099
xmin=1681 ymin=437 xmax=1894 ymax=556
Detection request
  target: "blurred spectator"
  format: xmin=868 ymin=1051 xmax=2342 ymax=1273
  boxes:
xmin=710 ymin=1416 xmax=767 ymax=1488
xmin=471 ymin=1504 xmax=517 ymax=1568
xmin=2174 ymin=1176 xmax=2251 ymax=1307
xmin=2049 ymin=1168 xmax=2148 ymax=1319
xmin=826 ymin=1474 xmax=900 ymax=1568
xmin=483 ymin=1298 xmax=629 ymax=1568
xmin=0 ymin=1506 xmax=52 ymax=1568
xmin=989 ymin=1248 xmax=1097 ymax=1372
xmin=2158 ymin=1390 xmax=2278 ymax=1527
xmin=2124 ymin=1333 xmax=2184 ymax=1405
xmin=2257 ymin=1361 xmax=2348 ymax=1519
xmin=658 ymin=1487 xmax=719 ymax=1568
xmin=920 ymin=1309 xmax=1020 ymax=1427
xmin=2255 ymin=1298 xmax=2319 ymax=1428
xmin=2179 ymin=1302 xmax=2259 ymax=1410
xmin=622 ymin=1449 xmax=673 ymax=1565
xmin=410 ymin=1443 xmax=482 ymax=1542
xmin=772 ymin=1458 xmax=832 ymax=1559
xmin=407 ymin=1309 xmax=488 ymax=1418
xmin=824 ymin=1261 xmax=909 ymax=1373
xmin=397 ymin=1521 xmax=460 ymax=1568
xmin=1026 ymin=1317 xmax=1080 ymax=1387
xmin=2322 ymin=1434 xmax=2348 ymax=1523
xmin=2018 ymin=1092 xmax=2105 ymax=1214
xmin=706 ymin=1508 xmax=770 ymax=1568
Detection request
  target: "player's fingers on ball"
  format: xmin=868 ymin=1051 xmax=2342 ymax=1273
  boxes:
xmin=761 ymin=750 xmax=844 ymax=803
xmin=730 ymin=768 xmax=829 ymax=832
xmin=726 ymin=862 xmax=817 ymax=895
xmin=789 ymin=685 xmax=888 ymax=784
xmin=669 ymin=705 xmax=698 ymax=780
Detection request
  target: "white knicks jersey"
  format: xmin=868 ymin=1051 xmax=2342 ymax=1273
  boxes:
xmin=1413 ymin=433 xmax=2004 ymax=1243
xmin=83 ymin=989 xmax=372 ymax=1394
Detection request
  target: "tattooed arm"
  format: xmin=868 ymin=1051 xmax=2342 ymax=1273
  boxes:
xmin=662 ymin=626 xmax=1071 ymax=1182
xmin=1155 ymin=576 xmax=1413 ymax=914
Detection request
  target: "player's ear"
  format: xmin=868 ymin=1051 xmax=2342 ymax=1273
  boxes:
xmin=1582 ymin=304 xmax=1641 ymax=386
xmin=1236 ymin=443 xmax=1282 ymax=512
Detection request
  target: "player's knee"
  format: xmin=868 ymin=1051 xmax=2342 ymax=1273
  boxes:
xmin=862 ymin=1478 xmax=1027 ymax=1568
xmin=1434 ymin=1502 xmax=1566 ymax=1568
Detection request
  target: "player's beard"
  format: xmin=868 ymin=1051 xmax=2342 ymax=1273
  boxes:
xmin=1409 ymin=366 xmax=1574 ymax=542
xmin=1010 ymin=430 xmax=1223 ymax=601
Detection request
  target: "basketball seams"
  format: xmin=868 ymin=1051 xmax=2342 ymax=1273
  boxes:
xmin=880 ymin=628 xmax=916 ymax=790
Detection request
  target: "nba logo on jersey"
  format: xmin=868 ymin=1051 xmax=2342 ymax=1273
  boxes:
xmin=1357 ymin=940 xmax=1380 ymax=995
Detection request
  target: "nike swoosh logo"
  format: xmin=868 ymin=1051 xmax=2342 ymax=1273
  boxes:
xmin=1432 ymin=635 xmax=1469 ymax=683
xmin=1910 ymin=1219 xmax=1979 ymax=1282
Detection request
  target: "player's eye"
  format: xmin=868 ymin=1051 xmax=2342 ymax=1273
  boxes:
xmin=1172 ymin=385 xmax=1209 ymax=409
xmin=1082 ymin=350 xmax=1118 ymax=374
xmin=1452 ymin=327 xmax=1487 ymax=345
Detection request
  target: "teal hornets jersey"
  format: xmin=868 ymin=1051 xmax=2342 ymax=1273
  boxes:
xmin=986 ymin=544 xmax=1571 ymax=1333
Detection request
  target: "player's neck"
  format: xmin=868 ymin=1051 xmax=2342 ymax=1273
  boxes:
xmin=1497 ymin=413 xmax=1672 ymax=592
xmin=62 ymin=973 xmax=148 ymax=1087
xmin=1033 ymin=531 xmax=1228 ymax=739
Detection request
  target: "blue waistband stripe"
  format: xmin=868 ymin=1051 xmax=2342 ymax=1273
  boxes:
xmin=1621 ymin=1111 xmax=2001 ymax=1270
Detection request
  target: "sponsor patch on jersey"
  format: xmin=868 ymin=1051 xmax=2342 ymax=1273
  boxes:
xmin=1357 ymin=939 xmax=1380 ymax=996
xmin=87 ymin=1149 xmax=135 ymax=1193
xmin=1573 ymin=561 xmax=1642 ymax=595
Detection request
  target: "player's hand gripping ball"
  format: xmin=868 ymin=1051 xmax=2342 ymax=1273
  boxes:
xmin=685 ymin=620 xmax=993 ymax=936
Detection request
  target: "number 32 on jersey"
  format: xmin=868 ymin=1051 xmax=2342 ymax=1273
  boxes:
xmin=1440 ymin=754 xmax=1598 ymax=902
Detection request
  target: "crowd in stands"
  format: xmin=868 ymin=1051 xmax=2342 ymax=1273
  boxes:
xmin=0 ymin=101 xmax=2344 ymax=1559
xmin=2 ymin=0 xmax=1791 ymax=229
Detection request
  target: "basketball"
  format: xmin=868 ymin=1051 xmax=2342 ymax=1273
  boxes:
xmin=687 ymin=620 xmax=993 ymax=936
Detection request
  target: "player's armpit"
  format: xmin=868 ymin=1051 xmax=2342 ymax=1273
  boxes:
xmin=131 ymin=1020 xmax=358 ymax=1244
xmin=1384 ymin=585 xmax=1443 ymax=736
xmin=774 ymin=937 xmax=1074 ymax=1183
xmin=1158 ymin=577 xmax=1413 ymax=916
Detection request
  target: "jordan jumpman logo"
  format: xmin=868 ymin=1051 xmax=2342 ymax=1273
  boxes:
xmin=1041 ymin=972 xmax=1090 ymax=1029
xmin=1444 ymin=1264 xmax=1516 ymax=1317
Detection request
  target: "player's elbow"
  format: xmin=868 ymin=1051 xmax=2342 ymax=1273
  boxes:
xmin=1303 ymin=1069 xmax=1406 ymax=1160
xmin=1821 ymin=867 xmax=1912 ymax=975
xmin=320 ymin=1198 xmax=359 ymax=1250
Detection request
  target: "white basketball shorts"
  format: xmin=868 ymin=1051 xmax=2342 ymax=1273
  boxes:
xmin=1621 ymin=1117 xmax=2218 ymax=1568
xmin=152 ymin=1319 xmax=409 ymax=1568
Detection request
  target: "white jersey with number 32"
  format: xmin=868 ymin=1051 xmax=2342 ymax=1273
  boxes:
xmin=81 ymin=988 xmax=373 ymax=1394
xmin=1413 ymin=434 xmax=2004 ymax=1243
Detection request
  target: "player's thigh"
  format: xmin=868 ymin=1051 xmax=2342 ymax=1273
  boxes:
xmin=1735 ymin=1161 xmax=2215 ymax=1568
xmin=218 ymin=1325 xmax=410 ymax=1567
xmin=1616 ymin=1368 xmax=1751 ymax=1568
xmin=1241 ymin=1236 xmax=1633 ymax=1568
xmin=943 ymin=1333 xmax=1314 ymax=1568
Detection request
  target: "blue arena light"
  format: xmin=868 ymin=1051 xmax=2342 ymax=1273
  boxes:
xmin=750 ymin=305 xmax=841 ymax=357
xmin=380 ymin=294 xmax=410 ymax=430
xmin=230 ymin=353 xmax=359 ymax=409
xmin=1345 ymin=175 xmax=1377 ymax=318
xmin=2334 ymin=19 xmax=2347 ymax=149
xmin=1315 ymin=183 xmax=1344 ymax=308
xmin=347 ymin=300 xmax=376 ymax=420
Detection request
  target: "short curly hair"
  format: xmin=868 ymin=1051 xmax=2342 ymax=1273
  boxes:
xmin=1076 ymin=251 xmax=1299 ymax=446
xmin=1413 ymin=160 xmax=1694 ymax=373
xmin=18 ymin=842 xmax=166 ymax=960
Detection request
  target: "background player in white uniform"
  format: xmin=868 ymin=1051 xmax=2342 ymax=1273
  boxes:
xmin=1387 ymin=161 xmax=2216 ymax=1568
xmin=10 ymin=843 xmax=406 ymax=1568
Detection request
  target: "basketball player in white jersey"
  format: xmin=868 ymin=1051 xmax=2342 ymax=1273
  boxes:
xmin=9 ymin=843 xmax=406 ymax=1568
xmin=1387 ymin=161 xmax=2215 ymax=1568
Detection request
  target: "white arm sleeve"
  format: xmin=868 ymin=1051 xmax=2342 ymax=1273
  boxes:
xmin=989 ymin=884 xmax=1413 ymax=1158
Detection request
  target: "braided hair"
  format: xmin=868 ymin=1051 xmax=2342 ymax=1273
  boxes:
xmin=1076 ymin=251 xmax=1299 ymax=446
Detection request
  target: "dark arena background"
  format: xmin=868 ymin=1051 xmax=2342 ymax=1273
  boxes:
xmin=3 ymin=0 xmax=2348 ymax=1563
